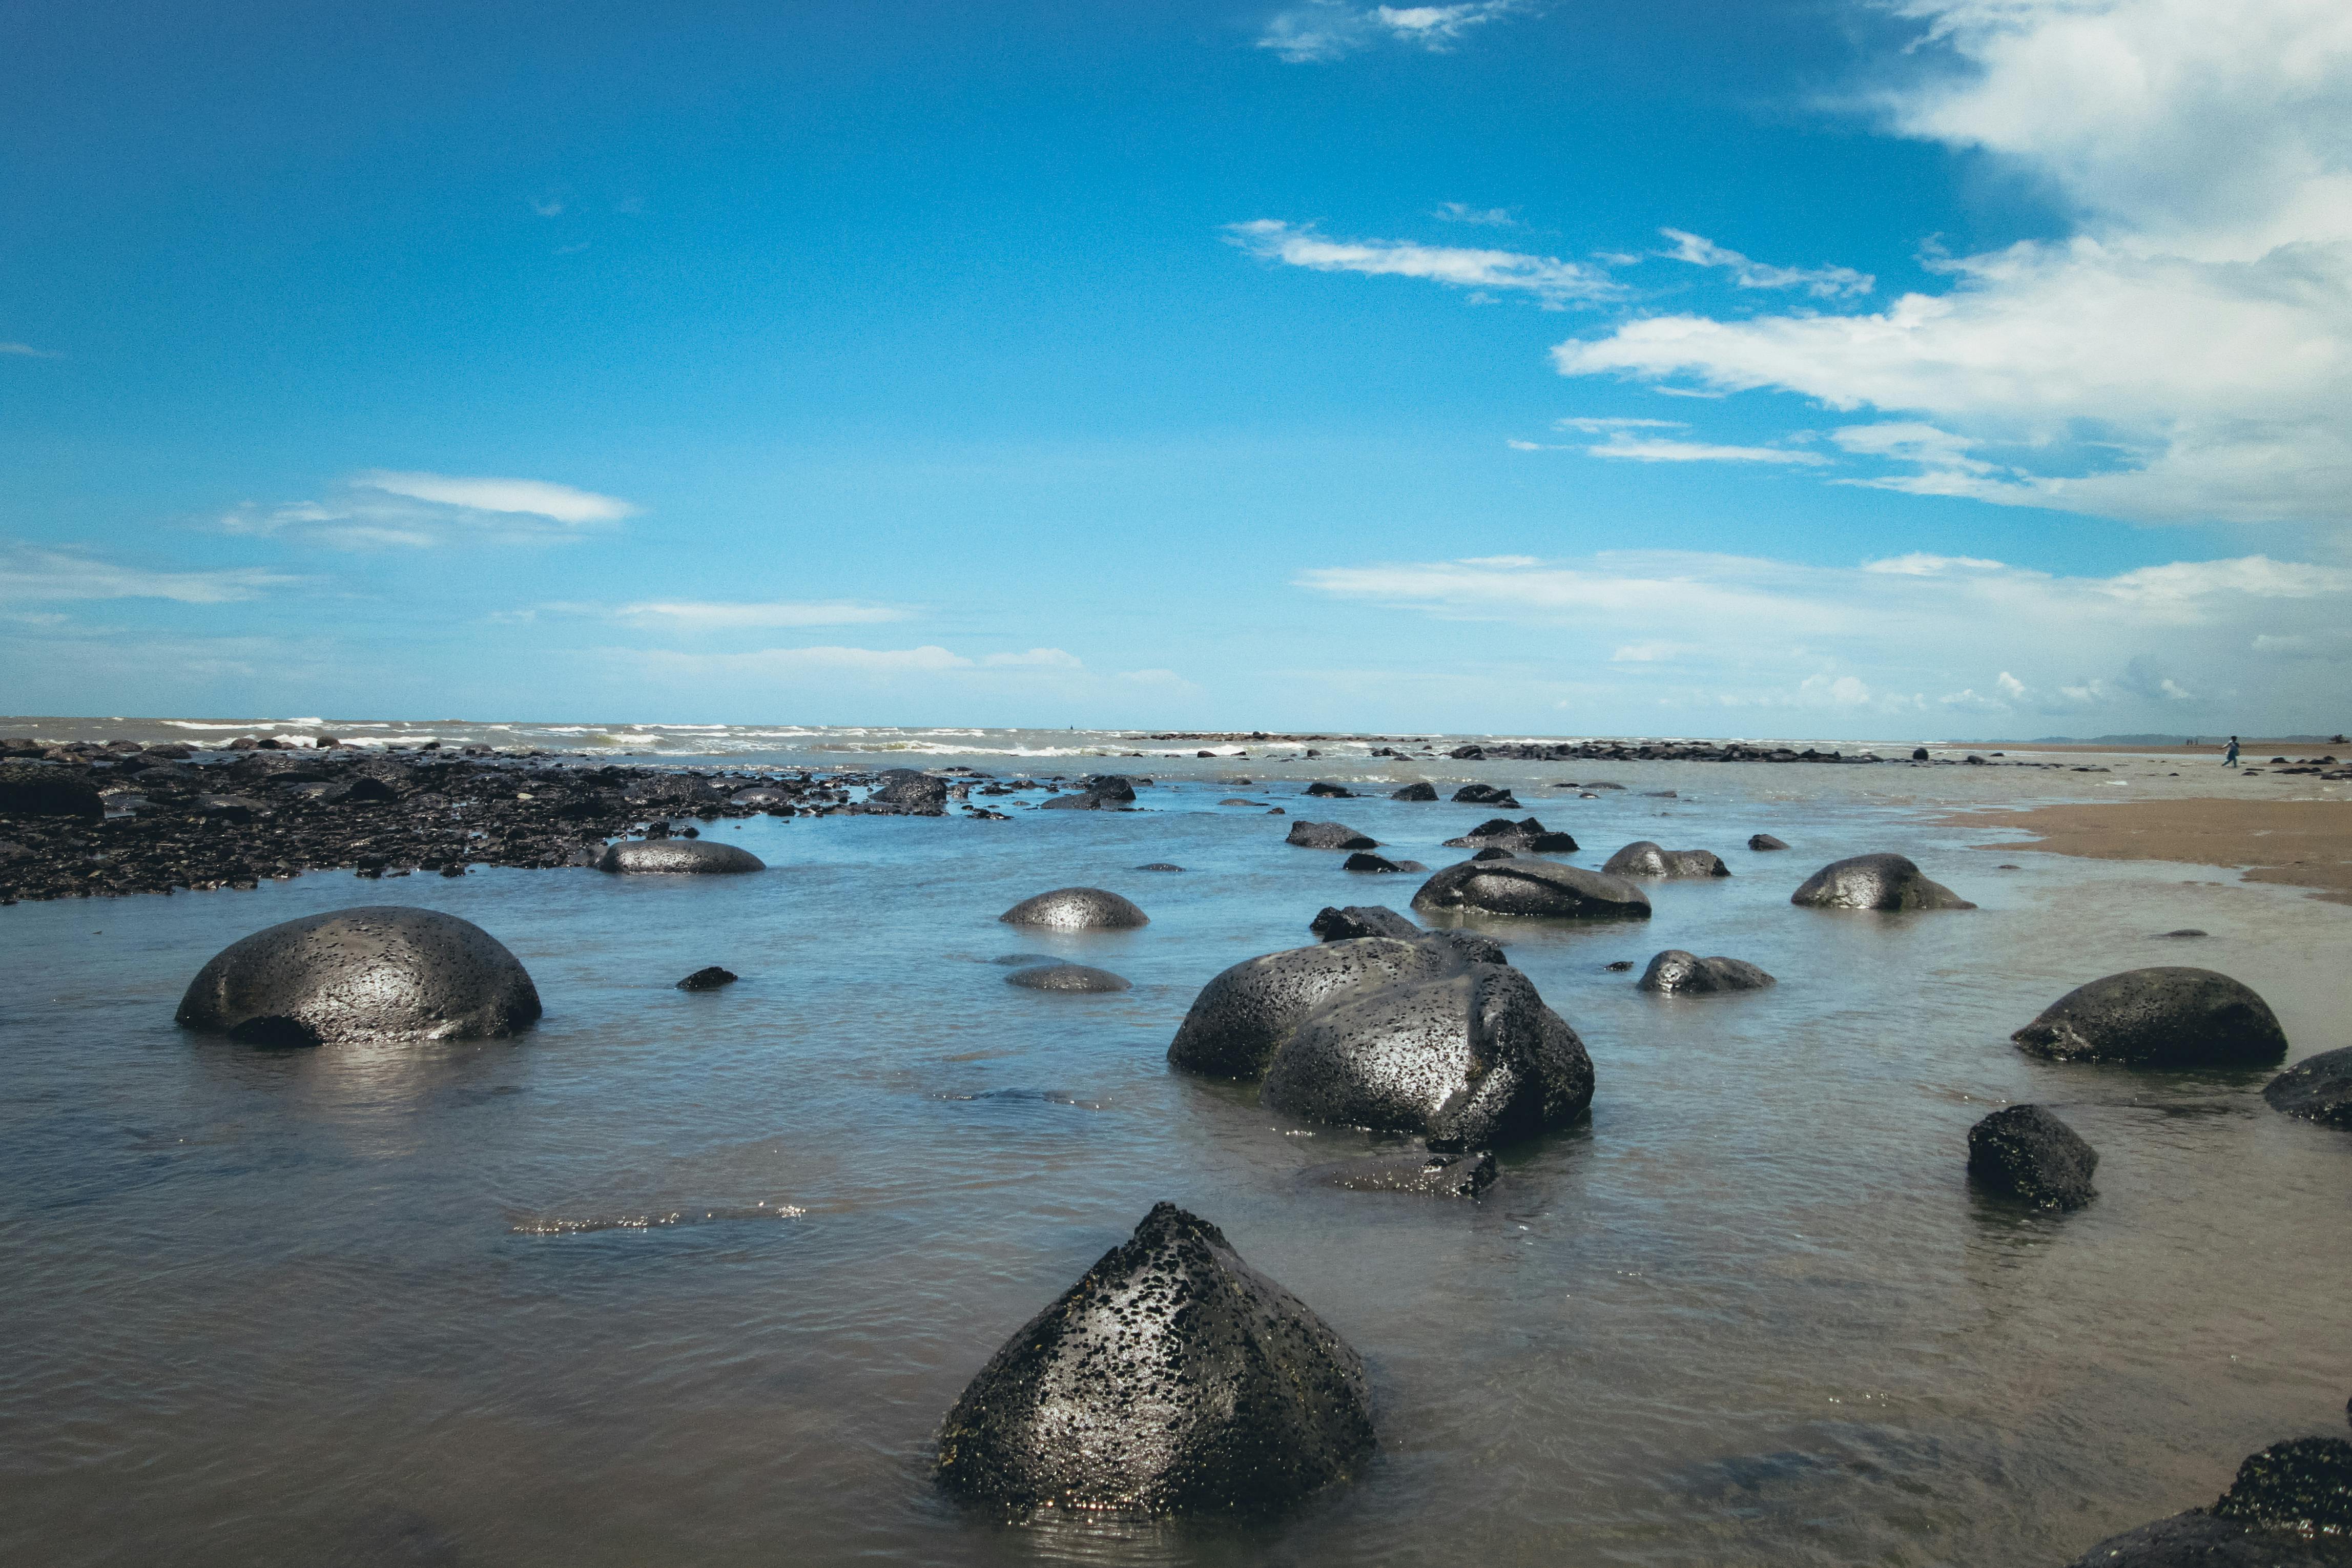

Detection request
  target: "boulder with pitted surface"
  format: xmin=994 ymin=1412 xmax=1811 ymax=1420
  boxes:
xmin=1603 ymin=841 xmax=1729 ymax=878
xmin=999 ymin=886 xmax=1149 ymax=930
xmin=2013 ymin=967 xmax=2287 ymax=1069
xmin=596 ymin=839 xmax=765 ymax=874
xmin=1636 ymin=950 xmax=1775 ymax=995
xmin=1789 ymin=853 xmax=1972 ymax=911
xmin=1411 ymin=858 xmax=1650 ymax=921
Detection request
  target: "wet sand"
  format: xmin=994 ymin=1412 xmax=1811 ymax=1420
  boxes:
xmin=1941 ymin=797 xmax=2352 ymax=904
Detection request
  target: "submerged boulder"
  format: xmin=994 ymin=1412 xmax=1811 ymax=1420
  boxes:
xmin=999 ymin=886 xmax=1149 ymax=929
xmin=2264 ymin=1046 xmax=2352 ymax=1127
xmin=2012 ymin=967 xmax=2288 ymax=1068
xmin=596 ymin=839 xmax=765 ymax=874
xmin=1287 ymin=820 xmax=1378 ymax=851
xmin=1310 ymin=905 xmax=1421 ymax=942
xmin=856 ymin=768 xmax=950 ymax=815
xmin=1389 ymin=781 xmax=1438 ymax=801
xmin=1748 ymin=833 xmax=1789 ymax=851
xmin=934 ymin=1202 xmax=1374 ymax=1515
xmin=175 ymin=906 xmax=542 ymax=1046
xmin=1005 ymin=963 xmax=1132 ymax=994
xmin=1308 ymin=1148 xmax=1496 ymax=1198
xmin=1411 ymin=859 xmax=1651 ymax=921
xmin=1344 ymin=852 xmax=1423 ymax=874
xmin=1444 ymin=816 xmax=1578 ymax=853
xmin=2066 ymin=1438 xmax=2352 ymax=1567
xmin=1603 ymin=841 xmax=1729 ymax=878
xmin=1966 ymin=1105 xmax=2098 ymax=1210
xmin=1169 ymin=937 xmax=1462 ymax=1079
xmin=676 ymin=965 xmax=738 ymax=991
xmin=1305 ymin=781 xmax=1356 ymax=798
xmin=1789 ymin=853 xmax=1972 ymax=911
xmin=1636 ymin=950 xmax=1775 ymax=995
xmin=1451 ymin=783 xmax=1519 ymax=807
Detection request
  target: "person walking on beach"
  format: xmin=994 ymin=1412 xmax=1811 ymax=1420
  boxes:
xmin=2224 ymin=735 xmax=2240 ymax=767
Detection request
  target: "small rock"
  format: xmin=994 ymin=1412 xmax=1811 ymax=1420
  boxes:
xmin=1309 ymin=1148 xmax=1496 ymax=1198
xmin=1343 ymin=851 xmax=1418 ymax=873
xmin=1603 ymin=841 xmax=1730 ymax=878
xmin=1306 ymin=781 xmax=1355 ymax=798
xmin=677 ymin=965 xmax=738 ymax=991
xmin=1309 ymin=905 xmax=1421 ymax=941
xmin=1603 ymin=960 xmax=1634 ymax=972
xmin=1005 ymin=963 xmax=1132 ymax=993
xmin=2158 ymin=929 xmax=2207 ymax=938
xmin=1287 ymin=820 xmax=1378 ymax=851
xmin=2263 ymin=1045 xmax=2352 ymax=1127
xmin=1133 ymin=862 xmax=1184 ymax=872
xmin=1967 ymin=1105 xmax=2097 ymax=1209
xmin=1451 ymin=783 xmax=1519 ymax=807
xmin=1636 ymin=950 xmax=1775 ymax=995
xmin=1747 ymin=833 xmax=1789 ymax=851
xmin=1389 ymin=782 xmax=1438 ymax=801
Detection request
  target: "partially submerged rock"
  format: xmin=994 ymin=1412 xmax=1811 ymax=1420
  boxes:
xmin=595 ymin=839 xmax=766 ymax=874
xmin=1134 ymin=862 xmax=1184 ymax=872
xmin=2013 ymin=967 xmax=2288 ymax=1069
xmin=1305 ymin=781 xmax=1355 ymax=798
xmin=855 ymin=768 xmax=950 ymax=816
xmin=1748 ymin=833 xmax=1789 ymax=851
xmin=1344 ymin=852 xmax=1424 ymax=874
xmin=2066 ymin=1438 xmax=2352 ymax=1567
xmin=1389 ymin=781 xmax=1438 ymax=801
xmin=175 ymin=905 xmax=542 ymax=1046
xmin=1006 ymin=963 xmax=1132 ymax=993
xmin=1602 ymin=841 xmax=1729 ymax=878
xmin=1443 ymin=816 xmax=1577 ymax=853
xmin=1287 ymin=820 xmax=1378 ymax=851
xmin=1310 ymin=904 xmax=1421 ymax=942
xmin=999 ymin=887 xmax=1149 ymax=929
xmin=934 ymin=1202 xmax=1374 ymax=1515
xmin=1309 ymin=1148 xmax=1496 ymax=1198
xmin=1966 ymin=1105 xmax=2098 ymax=1209
xmin=1636 ymin=950 xmax=1775 ymax=995
xmin=1411 ymin=859 xmax=1652 ymax=921
xmin=1790 ymin=853 xmax=1973 ymax=911
xmin=676 ymin=965 xmax=738 ymax=991
xmin=1169 ymin=937 xmax=1463 ymax=1079
xmin=2264 ymin=1046 xmax=2352 ymax=1127
xmin=1451 ymin=783 xmax=1519 ymax=807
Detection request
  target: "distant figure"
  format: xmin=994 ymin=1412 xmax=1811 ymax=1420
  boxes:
xmin=2224 ymin=735 xmax=2240 ymax=767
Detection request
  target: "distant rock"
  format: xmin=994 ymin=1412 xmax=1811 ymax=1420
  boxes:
xmin=175 ymin=905 xmax=542 ymax=1046
xmin=1790 ymin=853 xmax=1973 ymax=911
xmin=1603 ymin=841 xmax=1730 ymax=878
xmin=999 ymin=886 xmax=1149 ymax=929
xmin=2012 ymin=967 xmax=2288 ymax=1068
xmin=856 ymin=768 xmax=950 ymax=816
xmin=1134 ymin=862 xmax=1185 ymax=872
xmin=934 ymin=1202 xmax=1374 ymax=1515
xmin=1470 ymin=847 xmax=1514 ymax=861
xmin=2158 ymin=929 xmax=2207 ymax=938
xmin=1443 ymin=816 xmax=1578 ymax=853
xmin=1411 ymin=859 xmax=1651 ymax=921
xmin=1344 ymin=852 xmax=1424 ymax=874
xmin=1451 ymin=783 xmax=1519 ymax=807
xmin=1912 ymin=747 xmax=1931 ymax=761
xmin=1967 ymin=1105 xmax=2097 ymax=1209
xmin=595 ymin=840 xmax=766 ymax=874
xmin=2264 ymin=1046 xmax=2352 ymax=1127
xmin=1747 ymin=833 xmax=1789 ymax=851
xmin=1006 ymin=963 xmax=1132 ymax=993
xmin=1310 ymin=905 xmax=1421 ymax=942
xmin=1636 ymin=950 xmax=1775 ymax=995
xmin=1308 ymin=1148 xmax=1496 ymax=1198
xmin=1287 ymin=820 xmax=1378 ymax=851
xmin=1389 ymin=782 xmax=1439 ymax=801
xmin=1306 ymin=781 xmax=1355 ymax=798
xmin=677 ymin=965 xmax=738 ymax=991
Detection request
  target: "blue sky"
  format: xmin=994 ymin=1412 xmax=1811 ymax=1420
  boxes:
xmin=4 ymin=0 xmax=2347 ymax=737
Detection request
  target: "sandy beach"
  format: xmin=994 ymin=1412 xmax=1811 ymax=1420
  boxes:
xmin=1941 ymin=797 xmax=2352 ymax=904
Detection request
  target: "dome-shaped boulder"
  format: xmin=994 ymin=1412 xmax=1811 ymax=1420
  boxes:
xmin=174 ymin=906 xmax=542 ymax=1046
xmin=1389 ymin=781 xmax=1438 ymax=801
xmin=1309 ymin=904 xmax=1421 ymax=942
xmin=1005 ymin=963 xmax=1131 ymax=993
xmin=1967 ymin=1105 xmax=2097 ymax=1209
xmin=999 ymin=886 xmax=1148 ymax=929
xmin=595 ymin=839 xmax=765 ymax=874
xmin=1411 ymin=859 xmax=1651 ymax=921
xmin=1444 ymin=816 xmax=1578 ymax=853
xmin=1790 ymin=853 xmax=1972 ymax=910
xmin=2013 ymin=967 xmax=2288 ymax=1068
xmin=2264 ymin=1046 xmax=2352 ymax=1127
xmin=1169 ymin=937 xmax=1461 ymax=1078
xmin=1747 ymin=833 xmax=1789 ymax=851
xmin=1602 ymin=841 xmax=1729 ymax=878
xmin=1287 ymin=820 xmax=1378 ymax=851
xmin=1636 ymin=950 xmax=1775 ymax=995
xmin=935 ymin=1202 xmax=1374 ymax=1515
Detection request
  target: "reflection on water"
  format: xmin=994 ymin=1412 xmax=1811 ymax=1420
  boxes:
xmin=3 ymin=756 xmax=2348 ymax=1567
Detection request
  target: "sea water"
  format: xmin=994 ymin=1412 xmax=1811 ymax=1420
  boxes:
xmin=3 ymin=732 xmax=2347 ymax=1567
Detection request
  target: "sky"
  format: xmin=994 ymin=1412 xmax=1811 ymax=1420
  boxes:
xmin=3 ymin=0 xmax=2347 ymax=739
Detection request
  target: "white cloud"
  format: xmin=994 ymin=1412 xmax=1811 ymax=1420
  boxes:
xmin=2 ymin=341 xmax=59 ymax=358
xmin=1295 ymin=547 xmax=2352 ymax=726
xmin=1659 ymin=230 xmax=1875 ymax=298
xmin=222 ymin=470 xmax=639 ymax=549
xmin=982 ymin=647 xmax=1085 ymax=667
xmin=1587 ymin=434 xmax=1830 ymax=465
xmin=1227 ymin=220 xmax=1619 ymax=307
xmin=530 ymin=198 xmax=564 ymax=217
xmin=1556 ymin=416 xmax=1687 ymax=433
xmin=614 ymin=600 xmax=909 ymax=628
xmin=1435 ymin=202 xmax=1517 ymax=225
xmin=1257 ymin=1 xmax=1532 ymax=63
xmin=355 ymin=471 xmax=634 ymax=524
xmin=1551 ymin=0 xmax=2352 ymax=530
xmin=0 ymin=546 xmax=298 ymax=605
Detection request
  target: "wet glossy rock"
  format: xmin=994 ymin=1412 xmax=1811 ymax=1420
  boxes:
xmin=1310 ymin=905 xmax=1421 ymax=942
xmin=1344 ymin=852 xmax=1424 ymax=874
xmin=175 ymin=905 xmax=543 ymax=1046
xmin=1451 ymin=783 xmax=1519 ymax=807
xmin=1006 ymin=963 xmax=1132 ymax=993
xmin=1603 ymin=841 xmax=1729 ymax=878
xmin=1790 ymin=853 xmax=1973 ymax=911
xmin=856 ymin=768 xmax=950 ymax=815
xmin=934 ymin=1202 xmax=1374 ymax=1515
xmin=999 ymin=886 xmax=1149 ymax=930
xmin=2012 ymin=967 xmax=2288 ymax=1069
xmin=1411 ymin=859 xmax=1652 ymax=921
xmin=595 ymin=839 xmax=766 ymax=874
xmin=1444 ymin=816 xmax=1577 ymax=853
xmin=2264 ymin=1046 xmax=2352 ymax=1127
xmin=1967 ymin=1105 xmax=2097 ymax=1209
xmin=1748 ymin=833 xmax=1789 ymax=851
xmin=676 ymin=965 xmax=738 ymax=991
xmin=1169 ymin=937 xmax=1464 ymax=1078
xmin=1287 ymin=820 xmax=1378 ymax=851
xmin=2067 ymin=1439 xmax=2352 ymax=1566
xmin=1134 ymin=862 xmax=1184 ymax=872
xmin=1305 ymin=781 xmax=1355 ymax=797
xmin=1389 ymin=782 xmax=1438 ymax=801
xmin=1636 ymin=950 xmax=1775 ymax=995
xmin=1309 ymin=1148 xmax=1496 ymax=1197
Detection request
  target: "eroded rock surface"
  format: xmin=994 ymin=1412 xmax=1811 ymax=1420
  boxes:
xmin=2264 ymin=1046 xmax=2352 ymax=1127
xmin=596 ymin=840 xmax=765 ymax=874
xmin=1412 ymin=859 xmax=1651 ymax=921
xmin=1967 ymin=1105 xmax=2098 ymax=1209
xmin=1603 ymin=841 xmax=1729 ymax=878
xmin=1790 ymin=853 xmax=1973 ymax=911
xmin=1636 ymin=950 xmax=1775 ymax=995
xmin=2013 ymin=967 xmax=2288 ymax=1069
xmin=999 ymin=886 xmax=1149 ymax=930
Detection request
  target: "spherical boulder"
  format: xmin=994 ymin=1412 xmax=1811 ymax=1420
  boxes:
xmin=1287 ymin=820 xmax=1378 ymax=851
xmin=1411 ymin=859 xmax=1651 ymax=921
xmin=934 ymin=1202 xmax=1374 ymax=1515
xmin=1603 ymin=841 xmax=1729 ymax=878
xmin=2012 ymin=967 xmax=2288 ymax=1068
xmin=1006 ymin=963 xmax=1132 ymax=994
xmin=1790 ymin=853 xmax=1972 ymax=911
xmin=999 ymin=886 xmax=1149 ymax=930
xmin=1967 ymin=1105 xmax=2097 ymax=1209
xmin=2264 ymin=1046 xmax=2352 ymax=1127
xmin=595 ymin=839 xmax=765 ymax=874
xmin=1636 ymin=950 xmax=1775 ymax=995
xmin=175 ymin=906 xmax=542 ymax=1046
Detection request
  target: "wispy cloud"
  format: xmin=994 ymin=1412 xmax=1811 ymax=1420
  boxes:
xmin=530 ymin=197 xmax=564 ymax=217
xmin=1555 ymin=416 xmax=1687 ymax=433
xmin=355 ymin=472 xmax=634 ymax=525
xmin=1659 ymin=230 xmax=1874 ymax=298
xmin=1434 ymin=202 xmax=1517 ymax=226
xmin=1587 ymin=434 xmax=1829 ymax=465
xmin=222 ymin=471 xmax=639 ymax=549
xmin=2 ymin=341 xmax=60 ymax=358
xmin=1226 ymin=219 xmax=1619 ymax=307
xmin=0 ymin=546 xmax=298 ymax=604
xmin=612 ymin=599 xmax=910 ymax=629
xmin=1257 ymin=1 xmax=1534 ymax=63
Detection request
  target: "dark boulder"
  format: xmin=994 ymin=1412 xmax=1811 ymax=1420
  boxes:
xmin=2012 ymin=967 xmax=2288 ymax=1069
xmin=1636 ymin=950 xmax=1775 ymax=995
xmin=729 ymin=787 xmax=792 ymax=808
xmin=999 ymin=886 xmax=1149 ymax=930
xmin=677 ymin=965 xmax=738 ymax=991
xmin=1451 ymin=783 xmax=1519 ymax=807
xmin=1411 ymin=859 xmax=1651 ymax=921
xmin=1310 ymin=905 xmax=1421 ymax=942
xmin=1287 ymin=820 xmax=1378 ymax=851
xmin=1790 ymin=853 xmax=1973 ymax=910
xmin=1470 ymin=847 xmax=1515 ymax=861
xmin=1038 ymin=789 xmax=1121 ymax=810
xmin=856 ymin=768 xmax=950 ymax=815
xmin=175 ymin=906 xmax=542 ymax=1046
xmin=2264 ymin=1046 xmax=2352 ymax=1127
xmin=595 ymin=840 xmax=766 ymax=874
xmin=1748 ymin=833 xmax=1789 ymax=851
xmin=1444 ymin=816 xmax=1577 ymax=853
xmin=323 ymin=775 xmax=400 ymax=804
xmin=1306 ymin=781 xmax=1355 ymax=798
xmin=1602 ymin=841 xmax=1729 ymax=878
xmin=1390 ymin=782 xmax=1438 ymax=801
xmin=1309 ymin=1148 xmax=1495 ymax=1198
xmin=1344 ymin=852 xmax=1423 ymax=874
xmin=1133 ymin=862 xmax=1184 ymax=872
xmin=934 ymin=1202 xmax=1374 ymax=1515
xmin=1170 ymin=937 xmax=1464 ymax=1079
xmin=2065 ymin=1439 xmax=2352 ymax=1567
xmin=1006 ymin=963 xmax=1132 ymax=993
xmin=1966 ymin=1105 xmax=2097 ymax=1209
xmin=1080 ymin=774 xmax=1142 ymax=800
xmin=1912 ymin=747 xmax=1931 ymax=761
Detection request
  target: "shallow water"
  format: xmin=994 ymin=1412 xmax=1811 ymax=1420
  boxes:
xmin=5 ymin=751 xmax=2348 ymax=1567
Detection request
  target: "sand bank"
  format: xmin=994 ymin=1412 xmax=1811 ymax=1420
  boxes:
xmin=1941 ymin=797 xmax=2352 ymax=904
